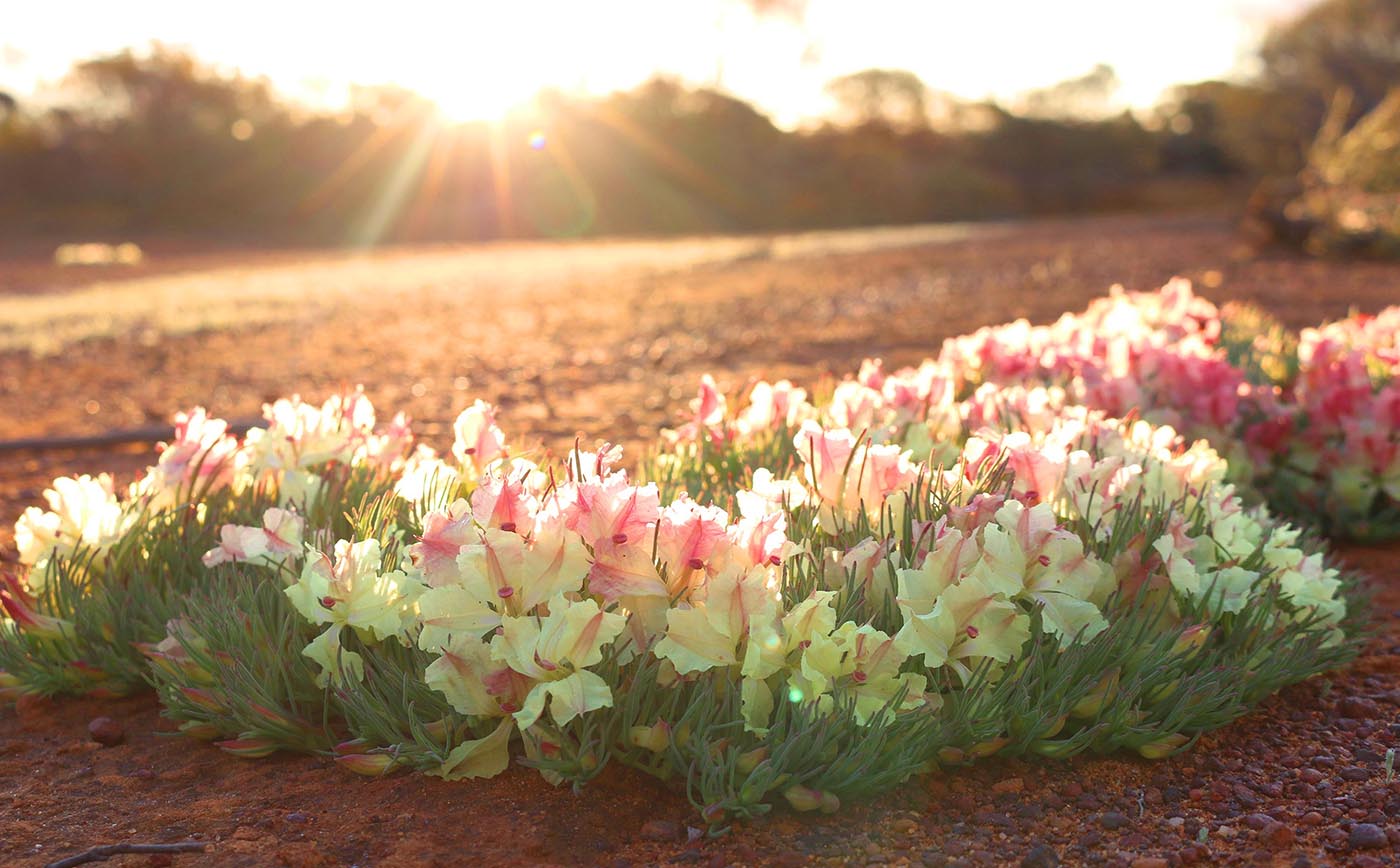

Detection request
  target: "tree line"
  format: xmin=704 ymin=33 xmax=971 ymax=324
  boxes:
xmin=0 ymin=0 xmax=1392 ymax=245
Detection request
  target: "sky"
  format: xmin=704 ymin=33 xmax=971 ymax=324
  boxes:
xmin=0 ymin=0 xmax=1320 ymax=127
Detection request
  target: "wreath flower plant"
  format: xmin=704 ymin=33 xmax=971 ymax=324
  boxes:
xmin=0 ymin=280 xmax=1383 ymax=823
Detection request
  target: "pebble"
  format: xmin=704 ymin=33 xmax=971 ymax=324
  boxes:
xmin=639 ymin=820 xmax=679 ymax=842
xmin=993 ymin=777 xmax=1025 ymax=795
xmin=1099 ymin=812 xmax=1130 ymax=830
xmin=1259 ymin=820 xmax=1294 ymax=848
xmin=1339 ymin=697 xmax=1379 ymax=718
xmin=1129 ymin=858 xmax=1168 ymax=868
xmin=1298 ymin=768 xmax=1325 ymax=784
xmin=1348 ymin=823 xmax=1388 ymax=850
xmin=1338 ymin=767 xmax=1370 ymax=782
xmin=86 ymin=716 xmax=124 ymax=747
xmin=1019 ymin=844 xmax=1059 ymax=867
xmin=1298 ymin=812 xmax=1325 ymax=826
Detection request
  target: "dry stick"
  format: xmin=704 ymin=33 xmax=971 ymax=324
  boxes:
xmin=44 ymin=840 xmax=209 ymax=868
xmin=0 ymin=420 xmax=455 ymax=455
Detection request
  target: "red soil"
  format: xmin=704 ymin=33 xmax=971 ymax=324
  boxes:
xmin=1 ymin=215 xmax=1397 ymax=866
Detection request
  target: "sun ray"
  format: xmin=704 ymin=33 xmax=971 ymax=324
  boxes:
xmin=350 ymin=121 xmax=440 ymax=247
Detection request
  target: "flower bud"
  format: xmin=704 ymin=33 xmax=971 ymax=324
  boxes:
xmin=628 ymin=721 xmax=671 ymax=753
xmin=782 ymin=785 xmax=840 ymax=814
xmin=1070 ymin=668 xmax=1120 ymax=719
xmin=333 ymin=738 xmax=371 ymax=756
xmin=736 ymin=746 xmax=768 ymax=775
xmin=1030 ymin=738 xmax=1079 ymax=759
xmin=216 ymin=737 xmax=279 ymax=759
xmin=1171 ymin=625 xmax=1211 ymax=658
xmin=968 ymin=737 xmax=1009 ymax=759
xmin=1136 ymin=732 xmax=1191 ymax=760
xmin=179 ymin=721 xmax=222 ymax=741
xmin=179 ymin=687 xmax=226 ymax=714
xmin=335 ymin=752 xmax=399 ymax=776
xmin=421 ymin=719 xmax=452 ymax=743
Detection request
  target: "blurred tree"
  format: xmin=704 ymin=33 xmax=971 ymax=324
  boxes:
xmin=1158 ymin=80 xmax=1314 ymax=177
xmin=1021 ymin=63 xmax=1120 ymax=119
xmin=824 ymin=68 xmax=931 ymax=130
xmin=1260 ymin=0 xmax=1400 ymax=119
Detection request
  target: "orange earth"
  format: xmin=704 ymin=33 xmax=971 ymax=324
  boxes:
xmin=1 ymin=214 xmax=1397 ymax=866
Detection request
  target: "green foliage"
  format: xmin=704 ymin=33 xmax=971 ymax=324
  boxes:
xmin=1219 ymin=302 xmax=1300 ymax=388
xmin=145 ymin=565 xmax=334 ymax=753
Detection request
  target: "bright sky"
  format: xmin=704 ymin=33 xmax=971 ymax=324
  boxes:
xmin=0 ymin=0 xmax=1319 ymax=126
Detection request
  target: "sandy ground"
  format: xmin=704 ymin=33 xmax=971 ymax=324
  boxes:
xmin=0 ymin=214 xmax=1398 ymax=866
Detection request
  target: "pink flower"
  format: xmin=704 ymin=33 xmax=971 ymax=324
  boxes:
xmin=656 ymin=498 xmax=730 ymax=580
xmin=411 ymin=501 xmax=478 ymax=587
xmin=471 ymin=471 xmax=539 ymax=535
xmin=794 ymin=422 xmax=857 ymax=506
xmin=144 ymin=408 xmax=239 ymax=503
xmin=737 ymin=380 xmax=809 ymax=432
xmin=587 ymin=539 xmax=666 ymax=602
xmin=827 ymin=381 xmax=886 ymax=433
xmin=566 ymin=443 xmax=625 ymax=483
xmin=201 ymin=508 xmax=305 ymax=568
xmin=724 ymin=492 xmax=793 ymax=569
xmin=794 ymin=422 xmax=916 ymax=525
xmin=692 ymin=374 xmax=727 ymax=430
xmin=360 ymin=412 xmax=416 ymax=469
xmin=563 ymin=472 xmax=661 ymax=549
xmin=451 ymin=401 xmax=506 ymax=477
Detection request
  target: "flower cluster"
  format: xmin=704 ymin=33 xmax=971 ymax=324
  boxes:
xmin=0 ymin=279 xmax=1369 ymax=819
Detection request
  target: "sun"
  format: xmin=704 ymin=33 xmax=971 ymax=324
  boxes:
xmin=362 ymin=8 xmax=585 ymax=123
xmin=413 ymin=72 xmax=544 ymax=124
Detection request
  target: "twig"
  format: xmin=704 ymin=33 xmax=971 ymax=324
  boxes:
xmin=44 ymin=840 xmax=208 ymax=868
xmin=0 ymin=419 xmax=454 ymax=455
xmin=0 ymin=421 xmax=259 ymax=455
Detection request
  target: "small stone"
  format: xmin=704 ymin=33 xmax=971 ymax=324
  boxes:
xmin=285 ymin=812 xmax=310 ymax=824
xmin=1298 ymin=768 xmax=1325 ymax=784
xmin=1020 ymin=843 xmax=1059 ymax=867
xmin=1100 ymin=811 xmax=1130 ymax=830
xmin=1129 ymin=858 xmax=1168 ymax=868
xmin=1339 ymin=697 xmax=1379 ymax=718
xmin=1338 ymin=767 xmax=1370 ymax=782
xmin=86 ymin=717 xmax=124 ymax=747
xmin=639 ymin=820 xmax=680 ymax=842
xmin=1348 ymin=823 xmax=1388 ymax=850
xmin=891 ymin=817 xmax=918 ymax=835
xmin=1259 ymin=821 xmax=1294 ymax=848
xmin=1298 ymin=811 xmax=1325 ymax=826
xmin=1242 ymin=813 xmax=1272 ymax=831
xmin=993 ymin=777 xmax=1025 ymax=795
